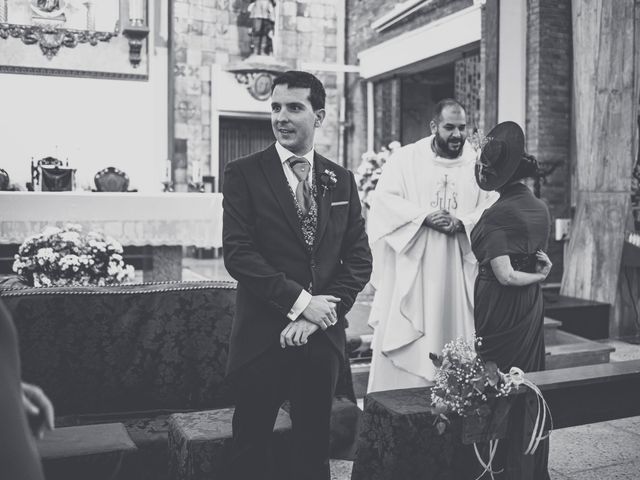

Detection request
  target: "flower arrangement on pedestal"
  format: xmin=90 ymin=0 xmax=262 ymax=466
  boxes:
xmin=12 ymin=224 xmax=135 ymax=287
xmin=354 ymin=141 xmax=401 ymax=209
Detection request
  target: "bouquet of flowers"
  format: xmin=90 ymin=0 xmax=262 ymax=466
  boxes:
xmin=429 ymin=335 xmax=516 ymax=438
xmin=354 ymin=141 xmax=400 ymax=209
xmin=12 ymin=224 xmax=135 ymax=287
xmin=430 ymin=336 xmax=552 ymax=478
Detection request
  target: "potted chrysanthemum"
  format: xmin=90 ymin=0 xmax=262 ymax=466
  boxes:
xmin=12 ymin=224 xmax=135 ymax=287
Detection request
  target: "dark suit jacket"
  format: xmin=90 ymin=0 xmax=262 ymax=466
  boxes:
xmin=223 ymin=144 xmax=372 ymax=374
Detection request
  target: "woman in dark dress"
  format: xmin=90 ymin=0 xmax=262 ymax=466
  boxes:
xmin=470 ymin=122 xmax=552 ymax=479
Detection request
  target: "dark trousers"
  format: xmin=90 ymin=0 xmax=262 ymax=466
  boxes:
xmin=228 ymin=332 xmax=340 ymax=480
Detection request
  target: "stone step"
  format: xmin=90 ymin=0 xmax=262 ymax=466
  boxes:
xmin=545 ymin=330 xmax=615 ymax=370
xmin=544 ymin=293 xmax=611 ymax=340
xmin=351 ymin=363 xmax=371 ymax=400
xmin=350 ymin=329 xmax=615 ymax=398
xmin=544 ymin=317 xmax=562 ymax=343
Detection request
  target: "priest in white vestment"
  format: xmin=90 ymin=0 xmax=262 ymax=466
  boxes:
xmin=366 ymin=100 xmax=497 ymax=393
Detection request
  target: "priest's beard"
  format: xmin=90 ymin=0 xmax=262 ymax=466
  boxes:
xmin=433 ymin=132 xmax=464 ymax=159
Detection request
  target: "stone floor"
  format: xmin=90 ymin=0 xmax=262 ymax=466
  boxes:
xmin=184 ymin=257 xmax=640 ymax=480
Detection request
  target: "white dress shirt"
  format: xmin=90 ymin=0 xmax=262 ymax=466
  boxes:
xmin=274 ymin=142 xmax=314 ymax=321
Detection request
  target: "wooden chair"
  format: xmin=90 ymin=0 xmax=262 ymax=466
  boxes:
xmin=34 ymin=157 xmax=75 ymax=192
xmin=0 ymin=168 xmax=10 ymax=191
xmin=94 ymin=167 xmax=130 ymax=192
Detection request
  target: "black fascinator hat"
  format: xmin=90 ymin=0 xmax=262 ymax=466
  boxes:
xmin=475 ymin=121 xmax=525 ymax=191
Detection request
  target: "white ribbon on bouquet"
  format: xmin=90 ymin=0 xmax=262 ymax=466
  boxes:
xmin=473 ymin=367 xmax=554 ymax=480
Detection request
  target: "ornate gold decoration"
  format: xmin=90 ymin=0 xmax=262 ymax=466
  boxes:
xmin=226 ymin=55 xmax=289 ymax=102
xmin=0 ymin=22 xmax=117 ymax=60
xmin=234 ymin=71 xmax=276 ymax=101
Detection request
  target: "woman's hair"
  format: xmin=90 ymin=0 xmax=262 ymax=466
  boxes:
xmin=509 ymin=153 xmax=540 ymax=182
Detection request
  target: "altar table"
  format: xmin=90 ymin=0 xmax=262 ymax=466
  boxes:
xmin=0 ymin=192 xmax=223 ymax=281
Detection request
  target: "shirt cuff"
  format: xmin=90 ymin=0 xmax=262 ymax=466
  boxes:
xmin=287 ymin=289 xmax=312 ymax=321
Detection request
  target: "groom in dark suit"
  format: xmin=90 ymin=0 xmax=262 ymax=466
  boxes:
xmin=223 ymin=71 xmax=372 ymax=480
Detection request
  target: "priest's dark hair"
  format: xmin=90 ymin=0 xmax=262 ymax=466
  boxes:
xmin=432 ymin=98 xmax=466 ymax=123
xmin=271 ymin=70 xmax=326 ymax=111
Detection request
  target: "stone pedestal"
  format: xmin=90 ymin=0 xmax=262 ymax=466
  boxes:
xmin=143 ymin=246 xmax=183 ymax=282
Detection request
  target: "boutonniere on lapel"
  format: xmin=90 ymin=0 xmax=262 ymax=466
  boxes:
xmin=318 ymin=169 xmax=337 ymax=197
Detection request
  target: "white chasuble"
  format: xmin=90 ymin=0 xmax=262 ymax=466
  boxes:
xmin=366 ymin=136 xmax=497 ymax=393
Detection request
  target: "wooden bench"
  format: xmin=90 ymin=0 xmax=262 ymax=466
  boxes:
xmin=168 ymin=408 xmax=292 ymax=480
xmin=544 ymin=293 xmax=611 ymax=340
xmin=351 ymin=360 xmax=640 ymax=480
xmin=37 ymin=423 xmax=137 ymax=480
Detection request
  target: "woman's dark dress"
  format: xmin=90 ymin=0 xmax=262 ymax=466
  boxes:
xmin=0 ymin=300 xmax=45 ymax=480
xmin=470 ymin=182 xmax=551 ymax=480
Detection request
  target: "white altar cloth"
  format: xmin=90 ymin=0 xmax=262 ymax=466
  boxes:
xmin=0 ymin=192 xmax=223 ymax=248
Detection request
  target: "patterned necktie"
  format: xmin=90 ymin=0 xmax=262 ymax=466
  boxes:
xmin=288 ymin=156 xmax=312 ymax=214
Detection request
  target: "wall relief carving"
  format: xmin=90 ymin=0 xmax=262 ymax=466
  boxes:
xmin=0 ymin=0 xmax=152 ymax=79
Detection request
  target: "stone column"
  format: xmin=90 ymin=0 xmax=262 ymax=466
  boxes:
xmin=561 ymin=1 xmax=638 ymax=331
xmin=525 ymin=0 xmax=573 ymax=283
xmin=0 ymin=0 xmax=8 ymax=23
xmin=84 ymin=1 xmax=95 ymax=31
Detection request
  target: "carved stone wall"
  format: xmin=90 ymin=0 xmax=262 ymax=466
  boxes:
xmin=0 ymin=0 xmax=149 ymax=79
xmin=172 ymin=0 xmax=341 ymax=186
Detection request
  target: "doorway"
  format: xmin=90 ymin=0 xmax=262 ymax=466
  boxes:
xmin=401 ymin=63 xmax=455 ymax=145
xmin=219 ymin=116 xmax=274 ymax=188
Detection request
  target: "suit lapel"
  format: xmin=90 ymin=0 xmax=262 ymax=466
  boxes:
xmin=259 ymin=144 xmax=308 ymax=249
xmin=313 ymin=153 xmax=333 ymax=252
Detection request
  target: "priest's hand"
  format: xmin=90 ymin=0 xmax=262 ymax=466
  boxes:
xmin=280 ymin=319 xmax=320 ymax=348
xmin=423 ymin=210 xmax=452 ymax=233
xmin=441 ymin=216 xmax=465 ymax=235
xmin=301 ymin=295 xmax=339 ymax=330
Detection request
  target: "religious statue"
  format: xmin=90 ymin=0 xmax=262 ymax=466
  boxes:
xmin=31 ymin=0 xmax=66 ymax=22
xmin=36 ymin=0 xmax=60 ymax=13
xmin=248 ymin=0 xmax=275 ymax=56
